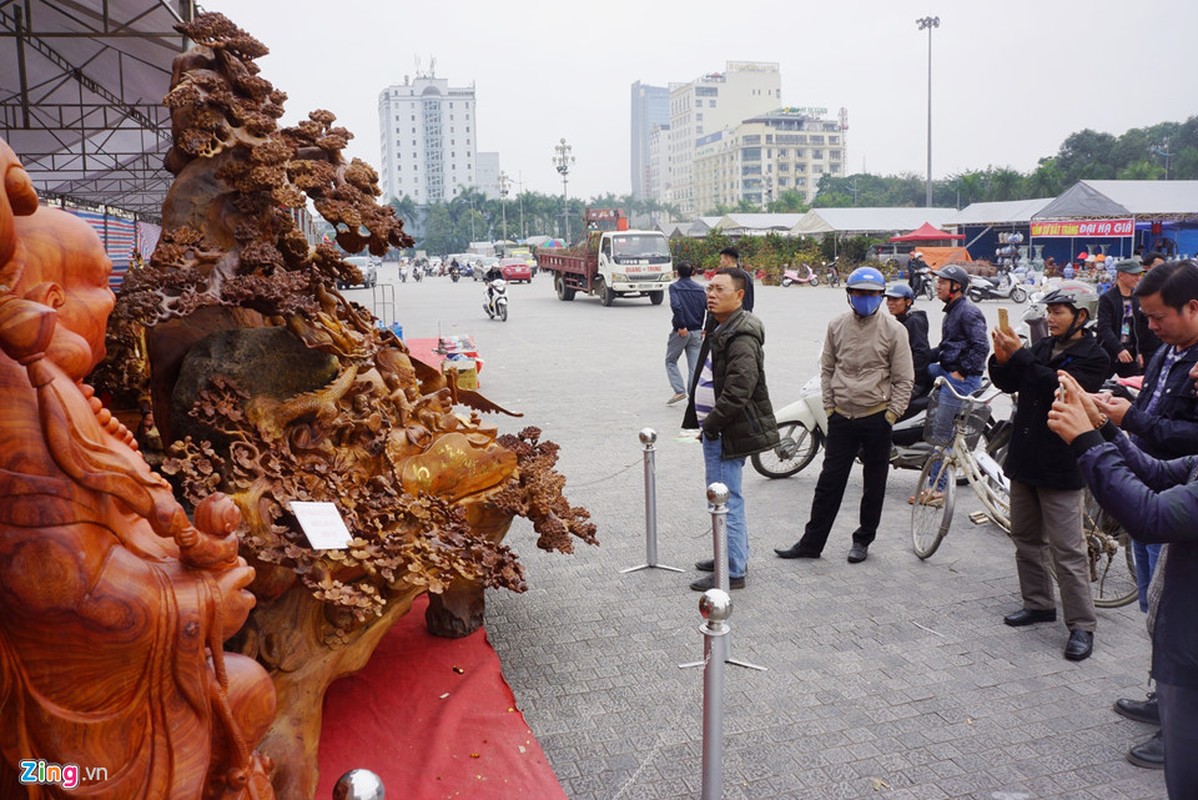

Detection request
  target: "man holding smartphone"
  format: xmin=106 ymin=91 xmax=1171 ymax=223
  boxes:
xmin=988 ymin=283 xmax=1109 ymax=661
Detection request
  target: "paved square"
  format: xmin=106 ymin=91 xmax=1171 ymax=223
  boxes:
xmin=358 ymin=268 xmax=1165 ymax=799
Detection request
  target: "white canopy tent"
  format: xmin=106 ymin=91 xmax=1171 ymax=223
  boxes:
xmin=789 ymin=207 xmax=957 ymax=237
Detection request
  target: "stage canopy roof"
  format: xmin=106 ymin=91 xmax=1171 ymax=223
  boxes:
xmin=1 ymin=0 xmax=194 ymax=218
xmin=1033 ymin=180 xmax=1198 ymax=221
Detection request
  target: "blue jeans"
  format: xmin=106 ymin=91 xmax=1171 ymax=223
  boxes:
xmin=702 ymin=435 xmax=748 ymax=578
xmin=927 ymin=365 xmax=982 ymax=490
xmin=1132 ymin=540 xmax=1162 ymax=612
xmin=666 ymin=330 xmax=702 ymax=394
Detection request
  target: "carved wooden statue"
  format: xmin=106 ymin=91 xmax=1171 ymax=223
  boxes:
xmin=81 ymin=13 xmax=598 ymax=800
xmin=0 ymin=140 xmax=276 ymax=798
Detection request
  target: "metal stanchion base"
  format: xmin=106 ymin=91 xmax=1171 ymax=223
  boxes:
xmin=620 ymin=562 xmax=684 ymax=574
xmin=679 ymin=632 xmax=767 ymax=671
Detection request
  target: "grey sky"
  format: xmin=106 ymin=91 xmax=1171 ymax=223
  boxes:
xmin=207 ymin=0 xmax=1198 ymax=201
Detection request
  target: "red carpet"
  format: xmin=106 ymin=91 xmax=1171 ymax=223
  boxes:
xmin=316 ymin=594 xmax=565 ymax=799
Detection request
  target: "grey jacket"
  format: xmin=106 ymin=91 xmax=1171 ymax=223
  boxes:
xmin=821 ymin=309 xmax=915 ymax=421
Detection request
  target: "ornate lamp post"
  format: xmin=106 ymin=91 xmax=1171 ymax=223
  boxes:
xmin=552 ymin=138 xmax=575 ymax=242
xmin=916 ymin=15 xmax=940 ymax=207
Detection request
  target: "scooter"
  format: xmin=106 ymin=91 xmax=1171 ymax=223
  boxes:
xmin=398 ymin=264 xmax=409 ymax=283
xmin=483 ymin=279 xmax=509 ymax=322
xmin=781 ymin=262 xmax=820 ymax=288
xmin=450 ymin=268 xmax=461 ymax=283
xmin=413 ymin=265 xmax=423 ymax=282
xmin=967 ymin=271 xmax=1028 ymax=303
xmin=824 ymin=259 xmax=841 ymax=288
xmin=909 ymin=259 xmax=935 ymax=300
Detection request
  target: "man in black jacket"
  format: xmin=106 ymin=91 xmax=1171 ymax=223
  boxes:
xmin=989 ymin=283 xmax=1110 ymax=661
xmin=683 ymin=268 xmax=778 ymax=591
xmin=1096 ymin=259 xmax=1158 ymax=377
xmin=885 ymin=283 xmax=931 ymax=403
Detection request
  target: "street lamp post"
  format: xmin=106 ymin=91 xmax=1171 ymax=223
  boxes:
xmin=553 ymin=138 xmax=575 ymax=243
xmin=916 ymin=15 xmax=940 ymax=208
xmin=498 ymin=171 xmax=510 ymax=242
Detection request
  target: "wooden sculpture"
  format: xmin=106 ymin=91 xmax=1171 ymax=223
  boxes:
xmin=0 ymin=139 xmax=276 ymax=798
xmin=83 ymin=13 xmax=598 ymax=799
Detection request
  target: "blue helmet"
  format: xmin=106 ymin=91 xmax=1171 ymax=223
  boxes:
xmin=846 ymin=266 xmax=886 ymax=291
xmin=883 ymin=283 xmax=914 ymax=300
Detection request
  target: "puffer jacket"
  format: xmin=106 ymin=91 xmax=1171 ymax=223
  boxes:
xmin=930 ymin=295 xmax=989 ymax=377
xmin=1071 ymin=426 xmax=1198 ymax=688
xmin=988 ymin=331 xmax=1109 ymax=489
xmin=683 ymin=308 xmax=779 ymax=458
xmin=1123 ymin=343 xmax=1198 ymax=460
xmin=820 ymin=309 xmax=914 ymax=421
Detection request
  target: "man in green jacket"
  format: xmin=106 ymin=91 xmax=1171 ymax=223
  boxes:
xmin=683 ymin=268 xmax=779 ymax=590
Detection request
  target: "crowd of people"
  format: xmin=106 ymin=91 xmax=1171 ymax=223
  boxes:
xmin=662 ymin=248 xmax=1197 ymax=798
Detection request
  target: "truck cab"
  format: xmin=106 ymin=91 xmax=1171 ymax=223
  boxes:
xmin=596 ymin=231 xmax=672 ymax=300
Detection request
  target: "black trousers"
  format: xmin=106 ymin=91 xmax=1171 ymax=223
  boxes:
xmin=798 ymin=411 xmax=892 ymax=553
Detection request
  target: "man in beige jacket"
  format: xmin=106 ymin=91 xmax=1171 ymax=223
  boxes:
xmin=775 ymin=267 xmax=914 ymax=563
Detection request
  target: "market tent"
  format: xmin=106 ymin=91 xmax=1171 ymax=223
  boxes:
xmin=790 ymin=207 xmax=957 ymax=237
xmin=889 ymin=221 xmax=964 ymax=242
xmin=0 ymin=1 xmax=192 ymax=218
xmin=1033 ymin=180 xmax=1198 ymax=220
xmin=686 ymin=216 xmax=725 ymax=237
xmin=713 ymin=213 xmax=805 ymax=235
xmin=948 ymin=198 xmax=1054 ymax=226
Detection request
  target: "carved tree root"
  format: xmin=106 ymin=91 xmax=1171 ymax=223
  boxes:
xmin=244 ymin=584 xmax=422 ymax=800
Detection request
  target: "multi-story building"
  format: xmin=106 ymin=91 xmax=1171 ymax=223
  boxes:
xmin=630 ymin=81 xmax=670 ymax=201
xmin=692 ymin=108 xmax=847 ymax=213
xmin=378 ymin=69 xmax=477 ymax=204
xmin=475 ymin=152 xmax=501 ymax=198
xmin=667 ymin=61 xmax=782 ymax=216
xmin=646 ymin=124 xmax=670 ymax=208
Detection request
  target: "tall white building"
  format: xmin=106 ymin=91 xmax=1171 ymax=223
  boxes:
xmin=378 ymin=69 xmax=477 ymax=204
xmin=475 ymin=152 xmax=501 ymax=199
xmin=667 ymin=61 xmax=782 ymax=216
xmin=693 ymin=107 xmax=848 ymax=212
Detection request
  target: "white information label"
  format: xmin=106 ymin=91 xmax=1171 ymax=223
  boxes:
xmin=290 ymin=501 xmax=354 ymax=550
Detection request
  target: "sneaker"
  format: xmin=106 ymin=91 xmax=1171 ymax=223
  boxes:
xmin=689 ymin=573 xmax=745 ymax=591
xmin=667 ymin=392 xmax=687 ymax=405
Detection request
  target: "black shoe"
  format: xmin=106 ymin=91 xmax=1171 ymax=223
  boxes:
xmin=690 ymin=573 xmax=745 ymax=591
xmin=695 ymin=559 xmax=715 ymax=572
xmin=1114 ymin=693 xmax=1160 ymax=725
xmin=1003 ymin=608 xmax=1057 ymax=627
xmin=1064 ymin=629 xmax=1094 ymax=661
xmin=774 ymin=544 xmax=821 ymax=559
xmin=847 ymin=543 xmax=869 ymax=563
xmin=1126 ymin=730 xmax=1165 ymax=769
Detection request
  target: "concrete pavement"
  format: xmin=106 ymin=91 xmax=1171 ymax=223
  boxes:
xmin=354 ymin=269 xmax=1165 ymax=800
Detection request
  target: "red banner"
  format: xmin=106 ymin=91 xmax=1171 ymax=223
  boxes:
xmin=1030 ymin=218 xmax=1134 ymax=238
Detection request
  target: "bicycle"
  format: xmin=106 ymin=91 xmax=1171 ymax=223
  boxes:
xmin=910 ymin=377 xmax=1138 ymax=609
xmin=910 ymin=377 xmax=1009 ymax=559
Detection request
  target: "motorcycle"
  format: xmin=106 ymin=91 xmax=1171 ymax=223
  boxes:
xmin=908 ymin=258 xmax=935 ymax=300
xmin=398 ymin=264 xmax=409 ymax=283
xmin=967 ymin=271 xmax=1028 ymax=303
xmin=781 ymin=262 xmax=820 ymax=288
xmin=751 ymin=374 xmax=1008 ymax=479
xmin=450 ymin=267 xmax=461 ymax=283
xmin=824 ymin=259 xmax=841 ymax=288
xmin=483 ymin=279 xmax=509 ymax=322
xmin=413 ymin=265 xmax=424 ymax=282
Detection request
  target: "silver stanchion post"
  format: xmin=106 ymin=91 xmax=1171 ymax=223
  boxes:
xmin=622 ymin=428 xmax=682 ymax=574
xmin=680 ymin=482 xmax=766 ymax=671
xmin=698 ymin=588 xmax=730 ymax=800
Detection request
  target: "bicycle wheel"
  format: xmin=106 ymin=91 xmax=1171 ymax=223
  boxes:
xmin=911 ymin=450 xmax=956 ymax=559
xmin=1083 ymin=491 xmax=1138 ymax=608
xmin=751 ymin=421 xmax=822 ymax=478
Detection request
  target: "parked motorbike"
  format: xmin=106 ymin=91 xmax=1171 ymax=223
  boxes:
xmin=967 ymin=271 xmax=1028 ymax=303
xmin=483 ymin=279 xmax=509 ymax=322
xmin=781 ymin=262 xmax=820 ymax=288
xmin=824 ymin=259 xmax=841 ymax=288
xmin=751 ymin=374 xmax=1008 ymax=479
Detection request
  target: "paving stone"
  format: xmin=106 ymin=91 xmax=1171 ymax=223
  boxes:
xmin=389 ymin=277 xmax=1167 ymax=799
